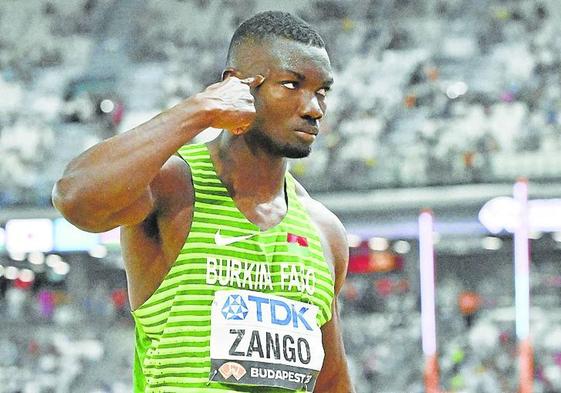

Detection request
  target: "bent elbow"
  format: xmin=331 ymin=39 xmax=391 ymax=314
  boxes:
xmin=51 ymin=177 xmax=153 ymax=232
xmin=52 ymin=178 xmax=75 ymax=217
xmin=51 ymin=178 xmax=107 ymax=233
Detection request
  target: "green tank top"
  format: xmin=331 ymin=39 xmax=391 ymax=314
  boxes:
xmin=131 ymin=143 xmax=335 ymax=392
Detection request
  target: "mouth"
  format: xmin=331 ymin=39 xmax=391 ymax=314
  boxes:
xmin=294 ymin=128 xmax=318 ymax=143
xmin=294 ymin=127 xmax=319 ymax=136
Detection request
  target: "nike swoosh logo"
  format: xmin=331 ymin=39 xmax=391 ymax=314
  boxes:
xmin=214 ymin=230 xmax=254 ymax=246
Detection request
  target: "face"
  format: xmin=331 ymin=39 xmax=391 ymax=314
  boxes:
xmin=232 ymin=38 xmax=333 ymax=158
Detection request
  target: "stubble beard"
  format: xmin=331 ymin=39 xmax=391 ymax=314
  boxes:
xmin=244 ymin=126 xmax=312 ymax=159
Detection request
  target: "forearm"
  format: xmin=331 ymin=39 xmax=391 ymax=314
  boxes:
xmin=52 ymin=96 xmax=210 ymax=230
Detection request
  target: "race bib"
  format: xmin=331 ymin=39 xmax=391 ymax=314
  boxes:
xmin=209 ymin=290 xmax=324 ymax=392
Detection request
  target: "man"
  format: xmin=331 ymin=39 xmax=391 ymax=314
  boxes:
xmin=53 ymin=11 xmax=354 ymax=392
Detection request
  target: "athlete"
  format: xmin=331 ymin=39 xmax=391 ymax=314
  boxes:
xmin=53 ymin=11 xmax=354 ymax=393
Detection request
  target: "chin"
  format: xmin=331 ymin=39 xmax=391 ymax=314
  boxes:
xmin=244 ymin=128 xmax=312 ymax=158
xmin=282 ymin=144 xmax=312 ymax=159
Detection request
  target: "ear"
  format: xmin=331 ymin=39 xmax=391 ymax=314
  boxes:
xmin=222 ymin=67 xmax=242 ymax=81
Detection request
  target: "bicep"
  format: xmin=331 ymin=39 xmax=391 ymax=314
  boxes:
xmin=330 ymin=220 xmax=349 ymax=296
xmin=104 ymin=188 xmax=155 ymax=230
xmin=303 ymin=196 xmax=349 ymax=295
xmin=112 ymin=156 xmax=191 ymax=227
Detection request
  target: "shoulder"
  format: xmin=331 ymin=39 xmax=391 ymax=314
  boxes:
xmin=293 ymin=178 xmax=349 ymax=294
xmin=151 ymin=155 xmax=194 ymax=213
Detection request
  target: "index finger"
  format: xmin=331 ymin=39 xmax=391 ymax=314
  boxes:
xmin=240 ymin=74 xmax=265 ymax=88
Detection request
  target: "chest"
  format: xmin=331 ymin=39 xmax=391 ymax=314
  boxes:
xmin=232 ymin=194 xmax=288 ymax=232
xmin=161 ymin=218 xmax=335 ymax=329
xmin=183 ymin=227 xmax=326 ymax=295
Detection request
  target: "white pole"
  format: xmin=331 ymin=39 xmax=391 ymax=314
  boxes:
xmin=513 ymin=178 xmax=533 ymax=393
xmin=419 ymin=209 xmax=439 ymax=392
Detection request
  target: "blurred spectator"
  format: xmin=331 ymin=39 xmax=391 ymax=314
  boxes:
xmin=458 ymin=290 xmax=483 ymax=328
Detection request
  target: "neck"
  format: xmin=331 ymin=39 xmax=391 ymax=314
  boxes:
xmin=209 ymin=132 xmax=287 ymax=202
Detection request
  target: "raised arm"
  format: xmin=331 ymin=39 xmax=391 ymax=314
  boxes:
xmin=52 ymin=76 xmax=264 ymax=232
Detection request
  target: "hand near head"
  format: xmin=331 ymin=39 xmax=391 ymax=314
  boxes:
xmin=197 ymin=75 xmax=265 ymax=135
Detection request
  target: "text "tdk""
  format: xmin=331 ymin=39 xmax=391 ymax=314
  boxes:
xmin=246 ymin=295 xmax=313 ymax=331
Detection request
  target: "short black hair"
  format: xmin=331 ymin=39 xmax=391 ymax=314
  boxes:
xmin=226 ymin=11 xmax=325 ymax=65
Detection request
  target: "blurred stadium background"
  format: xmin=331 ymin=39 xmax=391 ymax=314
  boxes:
xmin=1 ymin=0 xmax=561 ymax=392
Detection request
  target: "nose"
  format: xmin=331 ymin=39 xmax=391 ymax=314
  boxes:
xmin=300 ymin=93 xmax=324 ymax=122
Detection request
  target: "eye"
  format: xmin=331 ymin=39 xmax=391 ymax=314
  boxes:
xmin=316 ymin=88 xmax=329 ymax=97
xmin=281 ymin=81 xmax=298 ymax=90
